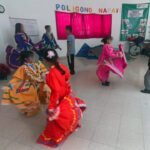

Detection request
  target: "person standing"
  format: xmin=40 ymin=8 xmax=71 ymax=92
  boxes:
xmin=66 ymin=26 xmax=75 ymax=75
xmin=96 ymin=36 xmax=127 ymax=86
xmin=141 ymin=55 xmax=150 ymax=94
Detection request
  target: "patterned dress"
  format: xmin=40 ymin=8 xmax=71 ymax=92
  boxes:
xmin=6 ymin=32 xmax=44 ymax=69
xmin=15 ymin=32 xmax=43 ymax=51
xmin=37 ymin=64 xmax=86 ymax=147
xmin=1 ymin=62 xmax=50 ymax=116
xmin=42 ymin=33 xmax=58 ymax=49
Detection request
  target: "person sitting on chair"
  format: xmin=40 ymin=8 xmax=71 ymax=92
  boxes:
xmin=15 ymin=23 xmax=43 ymax=52
xmin=15 ymin=23 xmax=44 ymax=60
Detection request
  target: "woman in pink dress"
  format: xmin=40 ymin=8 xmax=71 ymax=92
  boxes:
xmin=97 ymin=36 xmax=127 ymax=86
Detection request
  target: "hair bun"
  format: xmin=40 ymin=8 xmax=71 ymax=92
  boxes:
xmin=101 ymin=39 xmax=105 ymax=43
xmin=101 ymin=35 xmax=112 ymax=44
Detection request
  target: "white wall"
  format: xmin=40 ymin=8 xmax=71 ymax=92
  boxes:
xmin=0 ymin=0 xmax=150 ymax=64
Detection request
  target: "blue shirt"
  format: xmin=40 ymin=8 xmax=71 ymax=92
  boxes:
xmin=67 ymin=34 xmax=75 ymax=54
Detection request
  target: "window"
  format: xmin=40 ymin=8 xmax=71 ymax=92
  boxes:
xmin=55 ymin=11 xmax=112 ymax=39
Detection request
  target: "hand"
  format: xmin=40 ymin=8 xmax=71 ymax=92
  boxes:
xmin=117 ymin=52 xmax=123 ymax=58
xmin=57 ymin=45 xmax=62 ymax=51
xmin=31 ymin=46 xmax=34 ymax=51
xmin=120 ymin=53 xmax=123 ymax=58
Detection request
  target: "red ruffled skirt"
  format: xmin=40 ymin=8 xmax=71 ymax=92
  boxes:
xmin=36 ymin=92 xmax=86 ymax=148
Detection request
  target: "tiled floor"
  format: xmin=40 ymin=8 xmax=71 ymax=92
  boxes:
xmin=0 ymin=56 xmax=150 ymax=150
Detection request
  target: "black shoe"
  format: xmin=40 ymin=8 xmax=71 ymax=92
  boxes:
xmin=141 ymin=89 xmax=150 ymax=94
xmin=105 ymin=81 xmax=110 ymax=85
xmin=71 ymin=71 xmax=75 ymax=75
xmin=102 ymin=82 xmax=110 ymax=86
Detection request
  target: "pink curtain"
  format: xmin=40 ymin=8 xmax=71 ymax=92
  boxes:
xmin=102 ymin=15 xmax=112 ymax=37
xmin=55 ymin=11 xmax=71 ymax=39
xmin=55 ymin=11 xmax=112 ymax=39
xmin=71 ymin=13 xmax=85 ymax=38
xmin=83 ymin=14 xmax=103 ymax=38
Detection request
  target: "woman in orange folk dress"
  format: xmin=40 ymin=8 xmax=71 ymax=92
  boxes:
xmin=1 ymin=51 xmax=50 ymax=116
xmin=37 ymin=49 xmax=86 ymax=148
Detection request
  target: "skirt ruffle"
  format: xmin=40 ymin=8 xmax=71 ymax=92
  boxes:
xmin=6 ymin=45 xmax=21 ymax=70
xmin=37 ymin=92 xmax=86 ymax=148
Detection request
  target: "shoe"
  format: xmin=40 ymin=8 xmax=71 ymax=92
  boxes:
xmin=102 ymin=82 xmax=110 ymax=86
xmin=106 ymin=81 xmax=110 ymax=85
xmin=141 ymin=89 xmax=150 ymax=94
xmin=71 ymin=71 xmax=75 ymax=75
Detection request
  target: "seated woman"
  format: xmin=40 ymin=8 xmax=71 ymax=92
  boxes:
xmin=42 ymin=25 xmax=61 ymax=50
xmin=15 ymin=23 xmax=44 ymax=52
xmin=37 ymin=49 xmax=86 ymax=148
xmin=6 ymin=23 xmax=44 ymax=69
xmin=97 ymin=36 xmax=127 ymax=86
xmin=2 ymin=51 xmax=50 ymax=116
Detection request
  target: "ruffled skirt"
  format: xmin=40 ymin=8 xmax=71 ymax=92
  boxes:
xmin=37 ymin=92 xmax=86 ymax=148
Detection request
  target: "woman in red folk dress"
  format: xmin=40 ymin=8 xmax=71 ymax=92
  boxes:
xmin=37 ymin=49 xmax=86 ymax=148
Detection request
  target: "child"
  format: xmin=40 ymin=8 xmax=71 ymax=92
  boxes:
xmin=37 ymin=49 xmax=86 ymax=148
xmin=96 ymin=36 xmax=127 ymax=86
xmin=66 ymin=25 xmax=75 ymax=75
xmin=42 ymin=25 xmax=60 ymax=50
xmin=1 ymin=51 xmax=50 ymax=116
xmin=141 ymin=56 xmax=150 ymax=94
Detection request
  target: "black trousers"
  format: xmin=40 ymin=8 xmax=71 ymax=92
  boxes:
xmin=67 ymin=54 xmax=75 ymax=73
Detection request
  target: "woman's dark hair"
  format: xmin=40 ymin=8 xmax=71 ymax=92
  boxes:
xmin=43 ymin=49 xmax=65 ymax=75
xmin=101 ymin=35 xmax=113 ymax=44
xmin=45 ymin=25 xmax=50 ymax=30
xmin=66 ymin=25 xmax=72 ymax=32
xmin=15 ymin=23 xmax=22 ymax=34
xmin=20 ymin=51 xmax=34 ymax=65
